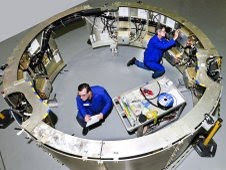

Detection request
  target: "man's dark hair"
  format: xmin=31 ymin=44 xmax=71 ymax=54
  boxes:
xmin=155 ymin=24 xmax=166 ymax=34
xmin=78 ymin=83 xmax=91 ymax=92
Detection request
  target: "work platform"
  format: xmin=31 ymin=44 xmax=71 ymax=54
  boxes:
xmin=114 ymin=76 xmax=186 ymax=134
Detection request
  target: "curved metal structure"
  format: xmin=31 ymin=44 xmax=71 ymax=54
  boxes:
xmin=2 ymin=2 xmax=222 ymax=170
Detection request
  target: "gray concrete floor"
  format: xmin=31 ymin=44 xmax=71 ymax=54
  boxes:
xmin=51 ymin=24 xmax=192 ymax=140
xmin=1 ymin=0 xmax=226 ymax=170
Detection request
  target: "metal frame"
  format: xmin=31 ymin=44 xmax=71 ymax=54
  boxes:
xmin=1 ymin=2 xmax=222 ymax=170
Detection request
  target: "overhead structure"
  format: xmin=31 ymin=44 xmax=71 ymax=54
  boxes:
xmin=1 ymin=2 xmax=222 ymax=170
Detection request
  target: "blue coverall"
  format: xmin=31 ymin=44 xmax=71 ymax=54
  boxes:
xmin=135 ymin=35 xmax=176 ymax=78
xmin=76 ymin=86 xmax=113 ymax=128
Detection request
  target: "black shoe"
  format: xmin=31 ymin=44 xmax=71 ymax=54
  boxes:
xmin=152 ymin=73 xmax=158 ymax=79
xmin=152 ymin=71 xmax=165 ymax=79
xmin=82 ymin=127 xmax=89 ymax=136
xmin=127 ymin=57 xmax=136 ymax=67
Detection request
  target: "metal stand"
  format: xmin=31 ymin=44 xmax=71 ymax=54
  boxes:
xmin=193 ymin=136 xmax=217 ymax=157
xmin=47 ymin=93 xmax=58 ymax=108
xmin=193 ymin=118 xmax=223 ymax=157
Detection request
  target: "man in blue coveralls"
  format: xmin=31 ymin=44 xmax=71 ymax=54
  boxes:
xmin=76 ymin=83 xmax=113 ymax=135
xmin=127 ymin=25 xmax=179 ymax=79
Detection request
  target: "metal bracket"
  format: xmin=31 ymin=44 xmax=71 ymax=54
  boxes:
xmin=193 ymin=136 xmax=217 ymax=157
xmin=202 ymin=113 xmax=216 ymax=131
xmin=113 ymin=152 xmax=119 ymax=162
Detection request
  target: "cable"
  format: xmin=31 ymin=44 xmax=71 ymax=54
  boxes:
xmin=139 ymin=80 xmax=161 ymax=108
xmin=37 ymin=62 xmax=47 ymax=76
xmin=101 ymin=17 xmax=107 ymax=33
xmin=108 ymin=19 xmax=117 ymax=40
xmin=101 ymin=15 xmax=116 ymax=34
xmin=140 ymin=88 xmax=158 ymax=108
xmin=136 ymin=21 xmax=145 ymax=41
xmin=99 ymin=14 xmax=117 ymax=40
xmin=151 ymin=13 xmax=160 ymax=23
xmin=90 ymin=16 xmax=97 ymax=36
xmin=143 ymin=80 xmax=161 ymax=100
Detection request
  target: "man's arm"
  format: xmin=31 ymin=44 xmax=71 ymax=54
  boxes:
xmin=76 ymin=96 xmax=89 ymax=119
xmin=152 ymin=29 xmax=179 ymax=50
xmin=100 ymin=89 xmax=113 ymax=118
xmin=173 ymin=30 xmax=179 ymax=41
xmin=153 ymin=38 xmax=176 ymax=50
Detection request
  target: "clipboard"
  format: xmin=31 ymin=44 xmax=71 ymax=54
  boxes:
xmin=86 ymin=115 xmax=100 ymax=127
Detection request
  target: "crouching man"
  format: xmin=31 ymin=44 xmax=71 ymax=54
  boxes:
xmin=76 ymin=83 xmax=113 ymax=136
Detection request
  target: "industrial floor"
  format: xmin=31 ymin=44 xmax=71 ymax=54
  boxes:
xmin=1 ymin=0 xmax=226 ymax=170
xmin=50 ymin=23 xmax=192 ymax=140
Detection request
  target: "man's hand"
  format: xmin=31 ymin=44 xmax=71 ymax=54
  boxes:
xmin=97 ymin=113 xmax=104 ymax=120
xmin=173 ymin=30 xmax=180 ymax=40
xmin=84 ymin=115 xmax=91 ymax=122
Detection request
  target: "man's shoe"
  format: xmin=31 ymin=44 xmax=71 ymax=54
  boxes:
xmin=127 ymin=57 xmax=136 ymax=67
xmin=82 ymin=127 xmax=89 ymax=136
xmin=152 ymin=73 xmax=158 ymax=79
xmin=152 ymin=71 xmax=165 ymax=79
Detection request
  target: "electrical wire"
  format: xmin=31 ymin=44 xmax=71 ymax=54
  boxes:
xmin=90 ymin=16 xmax=97 ymax=35
xmin=37 ymin=62 xmax=47 ymax=76
xmin=100 ymin=15 xmax=117 ymax=40
xmin=139 ymin=80 xmax=161 ymax=108
xmin=136 ymin=21 xmax=145 ymax=41
xmin=151 ymin=13 xmax=160 ymax=23
xmin=101 ymin=16 xmax=107 ymax=30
